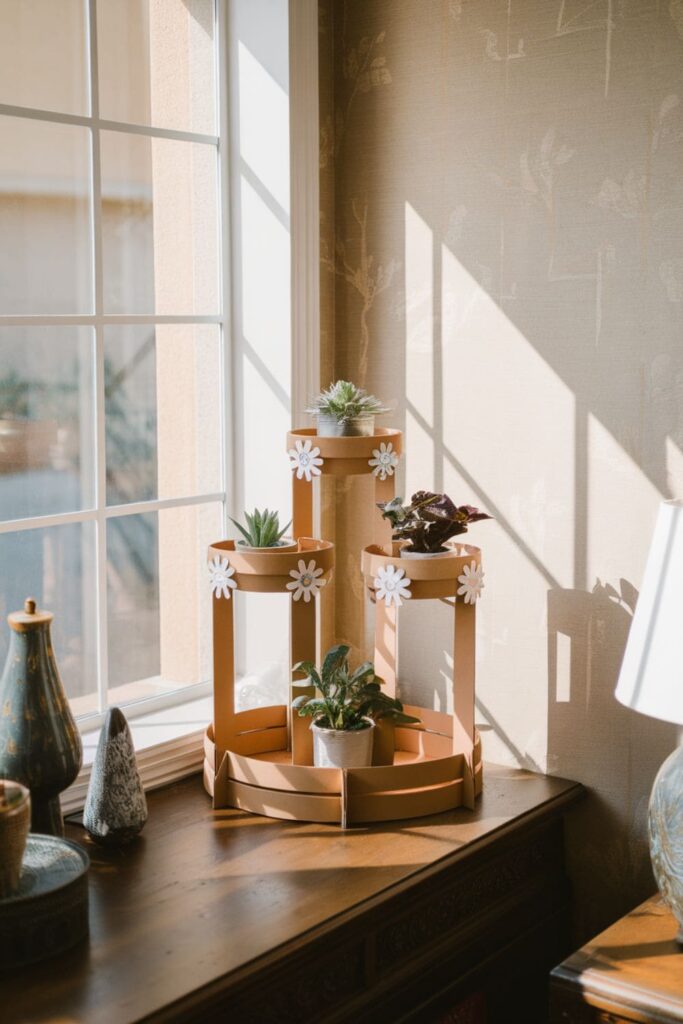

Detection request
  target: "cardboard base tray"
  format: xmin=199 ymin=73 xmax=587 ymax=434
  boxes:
xmin=203 ymin=704 xmax=482 ymax=827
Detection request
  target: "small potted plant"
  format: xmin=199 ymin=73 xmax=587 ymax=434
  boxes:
xmin=292 ymin=643 xmax=420 ymax=768
xmin=307 ymin=380 xmax=389 ymax=437
xmin=378 ymin=491 xmax=492 ymax=559
xmin=229 ymin=508 xmax=296 ymax=551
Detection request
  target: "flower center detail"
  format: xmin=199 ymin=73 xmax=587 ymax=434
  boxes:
xmin=299 ymin=452 xmax=309 ymax=466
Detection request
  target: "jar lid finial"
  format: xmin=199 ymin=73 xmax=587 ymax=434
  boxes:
xmin=8 ymin=598 xmax=53 ymax=632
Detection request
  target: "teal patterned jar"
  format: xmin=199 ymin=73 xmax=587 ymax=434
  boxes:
xmin=0 ymin=599 xmax=82 ymax=836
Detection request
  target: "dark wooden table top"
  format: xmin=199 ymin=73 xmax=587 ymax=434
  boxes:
xmin=551 ymin=894 xmax=683 ymax=1023
xmin=5 ymin=765 xmax=582 ymax=1024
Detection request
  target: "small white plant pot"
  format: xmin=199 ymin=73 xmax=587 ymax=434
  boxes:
xmin=400 ymin=547 xmax=450 ymax=560
xmin=237 ymin=538 xmax=298 ymax=553
xmin=316 ymin=414 xmax=375 ymax=438
xmin=311 ymin=718 xmax=375 ymax=768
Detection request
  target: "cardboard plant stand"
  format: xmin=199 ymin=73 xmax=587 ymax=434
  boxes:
xmin=204 ymin=426 xmax=484 ymax=826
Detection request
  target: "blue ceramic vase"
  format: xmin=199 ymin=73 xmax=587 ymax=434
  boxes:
xmin=0 ymin=599 xmax=82 ymax=836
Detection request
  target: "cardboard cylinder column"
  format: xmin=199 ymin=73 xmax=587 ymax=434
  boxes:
xmin=361 ymin=541 xmax=483 ymax=808
xmin=287 ymin=428 xmax=403 ymax=545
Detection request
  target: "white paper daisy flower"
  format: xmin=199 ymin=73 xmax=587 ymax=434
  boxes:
xmin=288 ymin=439 xmax=323 ymax=482
xmin=457 ymin=561 xmax=484 ymax=604
xmin=286 ymin=559 xmax=326 ymax=602
xmin=368 ymin=441 xmax=399 ymax=481
xmin=373 ymin=563 xmax=412 ymax=608
xmin=208 ymin=555 xmax=237 ymax=600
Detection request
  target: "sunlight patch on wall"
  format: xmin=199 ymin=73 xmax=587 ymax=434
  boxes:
xmin=237 ymin=40 xmax=290 ymax=214
xmin=240 ymin=175 xmax=291 ymax=397
xmin=440 ymin=241 xmax=575 ymax=590
xmin=404 ymin=202 xmax=434 ymax=494
xmin=588 ymin=414 xmax=661 ymax=587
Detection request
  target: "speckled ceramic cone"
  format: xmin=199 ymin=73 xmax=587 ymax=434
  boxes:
xmin=83 ymin=708 xmax=147 ymax=845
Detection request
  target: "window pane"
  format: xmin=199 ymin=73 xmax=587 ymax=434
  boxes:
xmin=0 ymin=0 xmax=88 ymax=115
xmin=0 ymin=327 xmax=95 ymax=520
xmin=107 ymin=501 xmax=221 ymax=702
xmin=97 ymin=0 xmax=216 ymax=135
xmin=0 ymin=116 xmax=93 ymax=314
xmin=0 ymin=522 xmax=97 ymax=713
xmin=236 ymin=592 xmax=291 ymax=712
xmin=101 ymin=132 xmax=218 ymax=314
xmin=105 ymin=324 xmax=222 ymax=505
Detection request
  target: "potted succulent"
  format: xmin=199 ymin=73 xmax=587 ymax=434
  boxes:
xmin=307 ymin=380 xmax=389 ymax=437
xmin=229 ymin=508 xmax=296 ymax=552
xmin=378 ymin=491 xmax=492 ymax=559
xmin=292 ymin=643 xmax=420 ymax=768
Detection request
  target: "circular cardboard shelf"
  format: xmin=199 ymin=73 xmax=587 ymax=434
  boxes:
xmin=203 ymin=711 xmax=482 ymax=826
xmin=209 ymin=537 xmax=334 ymax=594
xmin=287 ymin=427 xmax=402 ymax=476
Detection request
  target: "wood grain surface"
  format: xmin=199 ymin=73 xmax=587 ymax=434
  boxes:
xmin=550 ymin=895 xmax=683 ymax=1023
xmin=4 ymin=765 xmax=582 ymax=1024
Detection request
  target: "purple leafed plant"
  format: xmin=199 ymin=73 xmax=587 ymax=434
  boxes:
xmin=377 ymin=491 xmax=492 ymax=553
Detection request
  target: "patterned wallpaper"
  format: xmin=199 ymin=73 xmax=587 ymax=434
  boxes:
xmin=320 ymin=0 xmax=683 ymax=940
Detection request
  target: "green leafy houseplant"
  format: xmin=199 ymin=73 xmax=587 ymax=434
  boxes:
xmin=307 ymin=380 xmax=388 ymax=424
xmin=229 ymin=508 xmax=292 ymax=549
xmin=378 ymin=491 xmax=492 ymax=554
xmin=292 ymin=643 xmax=420 ymax=731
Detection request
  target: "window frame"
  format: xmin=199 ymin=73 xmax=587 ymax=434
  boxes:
xmin=0 ymin=0 xmax=233 ymax=733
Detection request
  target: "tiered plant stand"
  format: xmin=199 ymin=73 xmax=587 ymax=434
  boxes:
xmin=204 ymin=427 xmax=483 ymax=826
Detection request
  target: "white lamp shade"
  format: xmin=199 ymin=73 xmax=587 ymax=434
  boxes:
xmin=615 ymin=499 xmax=683 ymax=725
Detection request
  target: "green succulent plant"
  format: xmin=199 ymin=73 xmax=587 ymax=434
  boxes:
xmin=307 ymin=380 xmax=388 ymax=423
xmin=230 ymin=508 xmax=291 ymax=548
xmin=292 ymin=643 xmax=420 ymax=731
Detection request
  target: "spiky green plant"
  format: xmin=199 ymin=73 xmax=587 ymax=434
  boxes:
xmin=292 ymin=643 xmax=421 ymax=731
xmin=307 ymin=380 xmax=388 ymax=423
xmin=230 ymin=508 xmax=292 ymax=548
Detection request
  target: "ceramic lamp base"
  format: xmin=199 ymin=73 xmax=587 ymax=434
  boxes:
xmin=648 ymin=741 xmax=683 ymax=942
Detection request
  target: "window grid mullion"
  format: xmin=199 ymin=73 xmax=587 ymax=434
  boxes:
xmin=0 ymin=103 xmax=219 ymax=147
xmin=88 ymin=0 xmax=109 ymax=717
xmin=0 ymin=493 xmax=226 ymax=536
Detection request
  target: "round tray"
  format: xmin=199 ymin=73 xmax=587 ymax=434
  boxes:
xmin=204 ymin=709 xmax=482 ymax=826
xmin=0 ymin=834 xmax=89 ymax=968
xmin=208 ymin=537 xmax=334 ymax=593
xmin=287 ymin=427 xmax=402 ymax=477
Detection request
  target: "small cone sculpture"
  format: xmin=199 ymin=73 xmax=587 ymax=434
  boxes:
xmin=83 ymin=707 xmax=147 ymax=845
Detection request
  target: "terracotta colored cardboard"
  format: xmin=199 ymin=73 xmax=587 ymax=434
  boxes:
xmin=204 ymin=433 xmax=486 ymax=826
xmin=287 ymin=428 xmax=402 ymax=544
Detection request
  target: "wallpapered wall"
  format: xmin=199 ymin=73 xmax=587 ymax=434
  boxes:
xmin=319 ymin=0 xmax=683 ymax=939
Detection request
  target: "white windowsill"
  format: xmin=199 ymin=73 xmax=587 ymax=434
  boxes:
xmin=63 ymin=671 xmax=290 ymax=816
xmin=62 ymin=695 xmax=213 ymax=816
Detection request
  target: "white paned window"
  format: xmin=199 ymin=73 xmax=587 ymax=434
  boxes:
xmin=0 ymin=0 xmax=229 ymax=731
